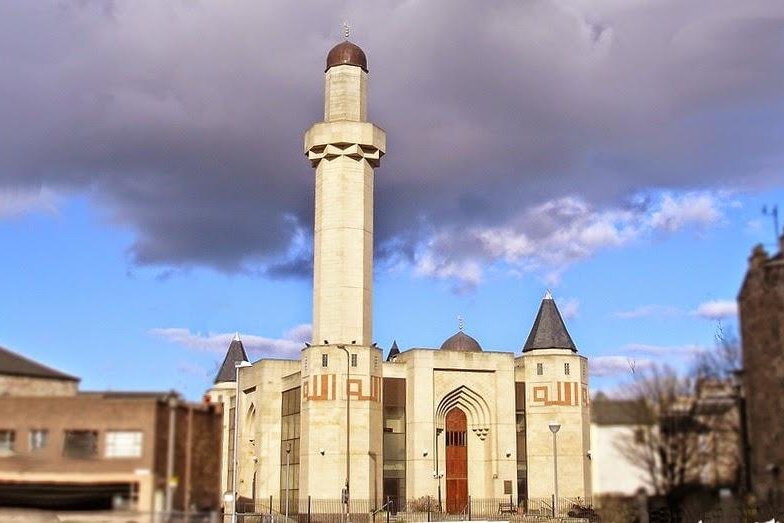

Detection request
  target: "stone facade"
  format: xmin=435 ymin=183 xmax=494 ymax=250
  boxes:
xmin=215 ymin=323 xmax=592 ymax=511
xmin=209 ymin=39 xmax=591 ymax=515
xmin=739 ymin=237 xmax=784 ymax=502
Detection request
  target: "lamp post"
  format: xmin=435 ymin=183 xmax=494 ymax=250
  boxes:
xmin=165 ymin=391 xmax=178 ymax=515
xmin=285 ymin=443 xmax=291 ymax=522
xmin=336 ymin=345 xmax=351 ymax=523
xmin=548 ymin=422 xmax=561 ymax=518
xmin=231 ymin=360 xmax=253 ymax=523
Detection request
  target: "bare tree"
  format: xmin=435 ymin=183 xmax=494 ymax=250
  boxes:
xmin=616 ymin=364 xmax=702 ymax=501
xmin=690 ymin=324 xmax=744 ymax=490
xmin=692 ymin=324 xmax=741 ymax=380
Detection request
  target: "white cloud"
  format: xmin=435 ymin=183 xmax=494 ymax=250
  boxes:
xmin=0 ymin=187 xmax=59 ymax=220
xmin=412 ymin=190 xmax=729 ymax=290
xmin=692 ymin=300 xmax=738 ymax=321
xmin=648 ymin=193 xmax=723 ymax=232
xmin=623 ymin=343 xmax=705 ymax=358
xmin=590 ymin=356 xmax=652 ymax=378
xmin=613 ymin=305 xmax=682 ymax=319
xmin=560 ymin=297 xmax=580 ymax=320
xmin=149 ymin=323 xmax=311 ymax=359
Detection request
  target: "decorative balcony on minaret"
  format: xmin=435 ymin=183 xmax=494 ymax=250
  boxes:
xmin=304 ymin=39 xmax=386 ymax=347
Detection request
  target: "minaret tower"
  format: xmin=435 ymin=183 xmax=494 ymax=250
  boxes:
xmin=300 ymin=35 xmax=385 ymax=503
xmin=304 ymin=34 xmax=386 ymax=347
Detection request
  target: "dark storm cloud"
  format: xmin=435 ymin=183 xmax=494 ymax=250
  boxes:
xmin=1 ymin=0 xmax=782 ymax=274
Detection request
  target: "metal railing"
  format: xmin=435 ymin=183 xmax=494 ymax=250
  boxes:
xmin=230 ymin=497 xmax=596 ymax=523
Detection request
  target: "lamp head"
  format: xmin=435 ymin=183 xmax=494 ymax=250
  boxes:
xmin=235 ymin=360 xmax=252 ymax=369
xmin=548 ymin=422 xmax=561 ymax=434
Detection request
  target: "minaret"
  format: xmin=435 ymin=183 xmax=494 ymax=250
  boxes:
xmin=520 ymin=291 xmax=592 ymax=499
xmin=299 ymin=37 xmax=385 ymax=503
xmin=304 ymin=37 xmax=386 ymax=347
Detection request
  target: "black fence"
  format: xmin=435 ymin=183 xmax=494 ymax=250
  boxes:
xmin=232 ymin=496 xmax=596 ymax=522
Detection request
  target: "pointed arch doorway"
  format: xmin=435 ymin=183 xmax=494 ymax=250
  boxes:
xmin=445 ymin=408 xmax=468 ymax=513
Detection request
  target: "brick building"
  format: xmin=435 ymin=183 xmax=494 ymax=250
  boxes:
xmin=738 ymin=236 xmax=784 ymax=503
xmin=0 ymin=345 xmax=222 ymax=512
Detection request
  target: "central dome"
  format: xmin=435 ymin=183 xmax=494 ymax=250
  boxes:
xmin=326 ymin=41 xmax=368 ymax=72
xmin=439 ymin=331 xmax=483 ymax=353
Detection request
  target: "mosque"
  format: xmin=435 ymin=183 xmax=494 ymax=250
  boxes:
xmin=208 ymin=37 xmax=591 ymax=514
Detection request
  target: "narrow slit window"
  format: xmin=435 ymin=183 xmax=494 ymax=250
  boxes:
xmin=321 ymin=354 xmax=328 ymax=367
xmin=564 ymin=363 xmax=570 ymax=375
xmin=536 ymin=363 xmax=543 ymax=376
xmin=351 ymin=354 xmax=358 ymax=367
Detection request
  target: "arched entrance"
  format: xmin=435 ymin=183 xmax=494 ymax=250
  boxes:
xmin=445 ymin=408 xmax=468 ymax=514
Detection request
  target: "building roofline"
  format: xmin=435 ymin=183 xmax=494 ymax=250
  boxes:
xmin=0 ymin=345 xmax=80 ymax=382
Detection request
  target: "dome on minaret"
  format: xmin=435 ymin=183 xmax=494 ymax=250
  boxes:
xmin=440 ymin=331 xmax=483 ymax=353
xmin=326 ymin=41 xmax=368 ymax=72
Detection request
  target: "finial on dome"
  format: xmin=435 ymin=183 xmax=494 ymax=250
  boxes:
xmin=457 ymin=315 xmax=464 ymax=331
xmin=343 ymin=21 xmax=350 ymax=40
xmin=544 ymin=289 xmax=553 ymax=300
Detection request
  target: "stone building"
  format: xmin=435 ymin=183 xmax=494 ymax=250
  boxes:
xmin=739 ymin=236 xmax=784 ymax=503
xmin=0 ymin=345 xmax=222 ymax=512
xmin=209 ymin=38 xmax=592 ymax=514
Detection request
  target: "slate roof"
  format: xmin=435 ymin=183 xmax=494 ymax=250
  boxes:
xmin=522 ymin=293 xmax=577 ymax=352
xmin=0 ymin=345 xmax=79 ymax=381
xmin=214 ymin=336 xmax=249 ymax=383
xmin=387 ymin=340 xmax=400 ymax=361
xmin=591 ymin=396 xmax=652 ymax=426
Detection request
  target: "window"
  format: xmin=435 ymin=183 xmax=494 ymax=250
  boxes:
xmin=280 ymin=387 xmax=301 ymax=508
xmin=351 ymin=354 xmax=358 ymax=367
xmin=29 ymin=429 xmax=47 ymax=451
xmin=63 ymin=430 xmax=98 ymax=459
xmin=106 ymin=431 xmax=143 ymax=458
xmin=321 ymin=354 xmax=328 ymax=367
xmin=446 ymin=430 xmax=466 ymax=446
xmin=564 ymin=363 xmax=570 ymax=375
xmin=536 ymin=363 xmax=543 ymax=376
xmin=0 ymin=430 xmax=15 ymax=454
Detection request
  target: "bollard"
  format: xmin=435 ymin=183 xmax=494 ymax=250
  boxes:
xmin=468 ymin=495 xmax=471 ymax=521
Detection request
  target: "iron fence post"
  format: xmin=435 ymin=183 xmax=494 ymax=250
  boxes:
xmin=308 ymin=496 xmax=311 ymax=523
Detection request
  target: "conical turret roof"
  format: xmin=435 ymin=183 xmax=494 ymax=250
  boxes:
xmin=214 ymin=334 xmax=249 ymax=383
xmin=522 ymin=291 xmax=577 ymax=353
xmin=387 ymin=340 xmax=400 ymax=361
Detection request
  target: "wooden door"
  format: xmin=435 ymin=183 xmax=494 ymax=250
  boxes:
xmin=445 ymin=408 xmax=468 ymax=514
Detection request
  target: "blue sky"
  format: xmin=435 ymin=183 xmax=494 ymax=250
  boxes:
xmin=1 ymin=187 xmax=781 ymax=399
xmin=1 ymin=1 xmax=782 ymax=399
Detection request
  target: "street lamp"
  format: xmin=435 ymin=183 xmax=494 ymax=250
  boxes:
xmin=336 ymin=345 xmax=351 ymax=523
xmin=548 ymin=422 xmax=561 ymax=518
xmin=231 ymin=360 xmax=253 ymax=523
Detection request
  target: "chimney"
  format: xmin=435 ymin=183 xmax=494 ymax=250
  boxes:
xmin=750 ymin=244 xmax=769 ymax=270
